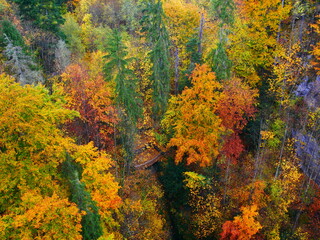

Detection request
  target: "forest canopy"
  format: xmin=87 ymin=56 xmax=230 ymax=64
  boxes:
xmin=0 ymin=0 xmax=320 ymax=239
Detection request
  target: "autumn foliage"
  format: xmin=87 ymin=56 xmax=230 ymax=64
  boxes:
xmin=163 ymin=64 xmax=225 ymax=166
xmin=60 ymin=60 xmax=117 ymax=149
xmin=0 ymin=74 xmax=121 ymax=239
xmin=217 ymin=77 xmax=258 ymax=163
xmin=1 ymin=0 xmax=319 ymax=239
xmin=221 ymin=205 xmax=262 ymax=240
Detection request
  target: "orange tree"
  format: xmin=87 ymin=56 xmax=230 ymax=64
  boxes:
xmin=162 ymin=64 xmax=225 ymax=167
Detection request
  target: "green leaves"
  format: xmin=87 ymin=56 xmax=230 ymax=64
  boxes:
xmin=210 ymin=0 xmax=235 ymax=26
xmin=104 ymin=29 xmax=141 ymax=124
xmin=14 ymin=0 xmax=66 ymax=32
xmin=141 ymin=0 xmax=170 ymax=119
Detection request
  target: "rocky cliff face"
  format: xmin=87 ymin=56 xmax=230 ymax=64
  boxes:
xmin=294 ymin=74 xmax=320 ymax=183
xmin=295 ymin=75 xmax=320 ymax=109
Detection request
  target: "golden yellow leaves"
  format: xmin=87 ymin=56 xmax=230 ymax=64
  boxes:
xmin=163 ymin=0 xmax=200 ymax=45
xmin=270 ymin=43 xmax=304 ymax=107
xmin=75 ymin=143 xmax=121 ymax=216
xmin=184 ymin=172 xmax=222 ymax=238
xmin=261 ymin=130 xmax=275 ymax=140
xmin=164 ymin=64 xmax=225 ymax=166
xmin=163 ymin=0 xmax=201 ymax=71
xmin=0 ymin=74 xmax=77 ymax=207
xmin=0 ymin=74 xmax=121 ymax=239
xmin=311 ymin=15 xmax=320 ymax=74
xmin=1 ymin=190 xmax=83 ymax=240
xmin=229 ymin=0 xmax=291 ymax=86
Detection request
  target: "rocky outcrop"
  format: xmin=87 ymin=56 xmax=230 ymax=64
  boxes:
xmin=294 ymin=131 xmax=320 ymax=184
xmin=295 ymin=75 xmax=320 ymax=109
xmin=294 ymin=74 xmax=320 ymax=183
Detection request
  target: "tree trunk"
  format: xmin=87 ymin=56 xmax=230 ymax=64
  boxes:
xmin=198 ymin=12 xmax=205 ymax=58
xmin=174 ymin=46 xmax=180 ymax=95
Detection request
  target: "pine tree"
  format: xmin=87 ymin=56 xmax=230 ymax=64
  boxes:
xmin=208 ymin=0 xmax=235 ymax=81
xmin=0 ymin=20 xmax=25 ymax=49
xmin=104 ymin=29 xmax=141 ymax=173
xmin=104 ymin=29 xmax=141 ymax=124
xmin=13 ymin=0 xmax=66 ymax=32
xmin=62 ymin=158 xmax=103 ymax=240
xmin=141 ymin=0 xmax=170 ymax=120
xmin=210 ymin=0 xmax=235 ymax=26
xmin=208 ymin=39 xmax=232 ymax=81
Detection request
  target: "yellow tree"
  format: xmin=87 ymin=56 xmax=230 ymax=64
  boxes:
xmin=262 ymin=139 xmax=302 ymax=239
xmin=0 ymin=74 xmax=83 ymax=238
xmin=311 ymin=15 xmax=320 ymax=74
xmin=163 ymin=0 xmax=200 ymax=89
xmin=269 ymin=44 xmax=305 ymax=108
xmin=0 ymin=191 xmax=83 ymax=240
xmin=119 ymin=169 xmax=170 ymax=240
xmin=229 ymin=0 xmax=291 ymax=86
xmin=184 ymin=172 xmax=222 ymax=238
xmin=163 ymin=64 xmax=225 ymax=166
xmin=72 ymin=142 xmax=122 ymax=224
xmin=0 ymin=74 xmax=121 ymax=239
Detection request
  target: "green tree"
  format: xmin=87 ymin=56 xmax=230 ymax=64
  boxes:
xmin=208 ymin=39 xmax=232 ymax=81
xmin=104 ymin=29 xmax=141 ymax=124
xmin=62 ymin=158 xmax=103 ymax=240
xmin=208 ymin=0 xmax=235 ymax=81
xmin=210 ymin=0 xmax=235 ymax=26
xmin=13 ymin=0 xmax=66 ymax=32
xmin=104 ymin=29 xmax=141 ymax=173
xmin=141 ymin=0 xmax=170 ymax=120
xmin=0 ymin=20 xmax=25 ymax=49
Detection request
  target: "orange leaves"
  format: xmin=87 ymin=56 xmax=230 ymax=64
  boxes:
xmin=232 ymin=180 xmax=268 ymax=209
xmin=75 ymin=143 xmax=121 ymax=216
xmin=60 ymin=60 xmax=117 ymax=149
xmin=221 ymin=204 xmax=262 ymax=240
xmin=164 ymin=65 xmax=257 ymax=166
xmin=1 ymin=191 xmax=83 ymax=240
xmin=164 ymin=64 xmax=225 ymax=166
xmin=217 ymin=77 xmax=258 ymax=131
xmin=217 ymin=77 xmax=257 ymax=162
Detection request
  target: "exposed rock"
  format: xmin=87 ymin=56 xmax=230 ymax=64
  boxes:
xmin=294 ymin=131 xmax=320 ymax=184
xmin=295 ymin=76 xmax=313 ymax=97
xmin=294 ymin=74 xmax=320 ymax=183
